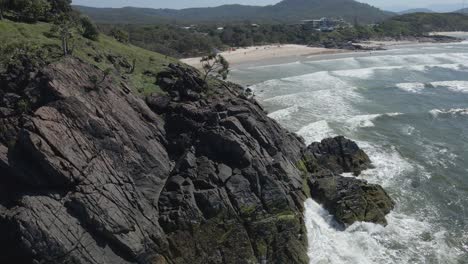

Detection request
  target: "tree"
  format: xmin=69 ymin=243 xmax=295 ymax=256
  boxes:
xmin=25 ymin=0 xmax=51 ymax=22
xmin=110 ymin=28 xmax=129 ymax=43
xmin=200 ymin=53 xmax=230 ymax=82
xmin=51 ymin=14 xmax=79 ymax=56
xmin=0 ymin=0 xmax=5 ymax=20
xmin=48 ymin=0 xmax=71 ymax=14
xmin=80 ymin=16 xmax=99 ymax=41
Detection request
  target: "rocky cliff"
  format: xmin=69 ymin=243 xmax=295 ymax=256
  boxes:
xmin=0 ymin=58 xmax=394 ymax=263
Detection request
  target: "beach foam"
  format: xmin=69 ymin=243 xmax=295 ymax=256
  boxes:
xmin=429 ymin=108 xmax=468 ymax=118
xmin=305 ymin=200 xmax=459 ymax=264
xmin=396 ymin=82 xmax=427 ymax=93
xmin=296 ymin=120 xmax=337 ymax=145
xmin=267 ymin=105 xmax=299 ymax=120
xmin=431 ymin=81 xmax=468 ymax=93
xmin=344 ymin=113 xmax=402 ymax=130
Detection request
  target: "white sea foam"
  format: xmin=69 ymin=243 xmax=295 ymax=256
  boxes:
xmin=357 ymin=140 xmax=415 ymax=186
xmin=396 ymin=80 xmax=468 ymax=94
xmin=431 ymin=81 xmax=468 ymax=93
xmin=302 ymin=52 xmax=468 ymax=74
xmin=429 ymin=108 xmax=468 ymax=118
xmin=305 ymin=200 xmax=460 ymax=264
xmin=332 ymin=68 xmax=377 ymax=79
xmin=296 ymin=120 xmax=337 ymax=145
xmin=251 ymin=71 xmax=354 ymax=101
xmin=267 ymin=105 xmax=299 ymax=120
xmin=400 ymin=124 xmax=416 ymax=136
xmin=418 ymin=142 xmax=459 ymax=169
xmin=332 ymin=63 xmax=468 ymax=80
xmin=344 ymin=113 xmax=402 ymax=130
xmin=261 ymin=72 xmax=364 ymax=120
xmin=283 ymin=71 xmax=351 ymax=90
xmin=396 ymin=82 xmax=427 ymax=93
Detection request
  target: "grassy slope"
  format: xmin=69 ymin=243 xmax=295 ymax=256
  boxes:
xmin=0 ymin=19 xmax=179 ymax=95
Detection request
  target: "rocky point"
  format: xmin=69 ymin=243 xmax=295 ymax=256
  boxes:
xmin=0 ymin=58 xmax=394 ymax=263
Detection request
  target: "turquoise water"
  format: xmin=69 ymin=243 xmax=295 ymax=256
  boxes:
xmin=230 ymin=39 xmax=468 ymax=264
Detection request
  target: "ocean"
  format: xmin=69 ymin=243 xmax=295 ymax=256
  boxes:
xmin=230 ymin=36 xmax=468 ymax=264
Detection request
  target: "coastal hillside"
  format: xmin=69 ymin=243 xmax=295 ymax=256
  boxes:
xmin=74 ymin=0 xmax=393 ymax=24
xmin=91 ymin=12 xmax=466 ymax=59
xmin=0 ymin=19 xmax=177 ymax=95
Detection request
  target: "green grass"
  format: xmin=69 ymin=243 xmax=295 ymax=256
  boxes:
xmin=0 ymin=19 xmax=179 ymax=95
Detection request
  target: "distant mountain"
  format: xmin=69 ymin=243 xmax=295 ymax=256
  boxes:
xmin=428 ymin=4 xmax=465 ymax=13
xmin=75 ymin=0 xmax=394 ymax=24
xmin=398 ymin=8 xmax=434 ymax=15
xmin=455 ymin=8 xmax=468 ymax=14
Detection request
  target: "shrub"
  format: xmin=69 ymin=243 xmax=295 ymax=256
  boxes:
xmin=0 ymin=42 xmax=50 ymax=72
xmin=80 ymin=16 xmax=99 ymax=41
xmin=110 ymin=28 xmax=129 ymax=43
xmin=200 ymin=53 xmax=230 ymax=82
xmin=16 ymin=99 xmax=30 ymax=113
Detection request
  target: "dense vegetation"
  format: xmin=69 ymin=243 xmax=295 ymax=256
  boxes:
xmin=97 ymin=12 xmax=468 ymax=58
xmin=74 ymin=0 xmax=393 ymax=25
xmin=386 ymin=12 xmax=468 ymax=33
xmin=98 ymin=23 xmax=330 ymax=58
xmin=0 ymin=0 xmax=72 ymax=22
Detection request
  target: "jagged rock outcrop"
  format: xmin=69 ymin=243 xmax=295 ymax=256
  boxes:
xmin=0 ymin=58 xmax=394 ymax=263
xmin=301 ymin=137 xmax=394 ymax=226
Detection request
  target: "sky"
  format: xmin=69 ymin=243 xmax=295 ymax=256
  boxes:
xmin=71 ymin=0 xmax=467 ymax=12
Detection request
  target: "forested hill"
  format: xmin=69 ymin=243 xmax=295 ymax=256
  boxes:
xmin=74 ymin=0 xmax=393 ymax=24
xmin=398 ymin=8 xmax=434 ymax=15
xmin=387 ymin=12 xmax=468 ymax=32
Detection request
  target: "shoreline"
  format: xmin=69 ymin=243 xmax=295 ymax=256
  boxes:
xmin=180 ymin=44 xmax=345 ymax=68
xmin=181 ymin=37 xmax=466 ymax=69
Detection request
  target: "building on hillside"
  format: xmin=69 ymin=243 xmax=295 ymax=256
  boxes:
xmin=301 ymin=17 xmax=350 ymax=32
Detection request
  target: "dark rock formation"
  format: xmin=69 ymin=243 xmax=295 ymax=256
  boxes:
xmin=301 ymin=137 xmax=394 ymax=227
xmin=308 ymin=176 xmax=395 ymax=226
xmin=0 ymin=59 xmax=394 ymax=263
xmin=302 ymin=136 xmax=372 ymax=177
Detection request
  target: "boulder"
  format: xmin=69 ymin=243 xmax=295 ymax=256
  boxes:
xmin=303 ymin=136 xmax=372 ymax=177
xmin=308 ymin=176 xmax=395 ymax=226
xmin=302 ymin=136 xmax=394 ymax=227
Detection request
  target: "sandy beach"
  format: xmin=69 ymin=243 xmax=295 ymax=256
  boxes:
xmin=181 ymin=37 xmax=467 ymax=68
xmin=180 ymin=44 xmax=344 ymax=68
xmin=430 ymin=31 xmax=468 ymax=36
